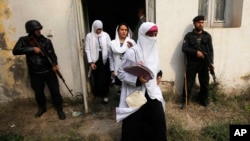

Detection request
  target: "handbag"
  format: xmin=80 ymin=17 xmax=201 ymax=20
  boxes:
xmin=126 ymin=90 xmax=147 ymax=108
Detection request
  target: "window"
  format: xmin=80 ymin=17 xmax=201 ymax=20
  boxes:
xmin=198 ymin=0 xmax=243 ymax=27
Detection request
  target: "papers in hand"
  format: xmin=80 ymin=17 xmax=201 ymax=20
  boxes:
xmin=124 ymin=64 xmax=154 ymax=80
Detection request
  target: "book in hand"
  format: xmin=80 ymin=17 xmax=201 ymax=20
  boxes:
xmin=124 ymin=64 xmax=154 ymax=81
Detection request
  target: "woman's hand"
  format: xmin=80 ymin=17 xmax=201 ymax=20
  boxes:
xmin=157 ymin=76 xmax=162 ymax=85
xmin=127 ymin=41 xmax=133 ymax=48
xmin=111 ymin=71 xmax=115 ymax=77
xmin=90 ymin=63 xmax=97 ymax=70
xmin=139 ymin=74 xmax=149 ymax=84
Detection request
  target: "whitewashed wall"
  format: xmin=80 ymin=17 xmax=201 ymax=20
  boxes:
xmin=157 ymin=0 xmax=250 ymax=95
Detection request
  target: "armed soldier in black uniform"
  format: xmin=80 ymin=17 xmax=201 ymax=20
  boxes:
xmin=12 ymin=20 xmax=66 ymax=120
xmin=181 ymin=15 xmax=215 ymax=109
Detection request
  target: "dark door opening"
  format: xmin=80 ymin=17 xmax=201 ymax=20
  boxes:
xmin=84 ymin=0 xmax=145 ymax=39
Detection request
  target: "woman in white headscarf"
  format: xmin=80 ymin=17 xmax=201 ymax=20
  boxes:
xmin=109 ymin=22 xmax=136 ymax=93
xmin=116 ymin=22 xmax=167 ymax=141
xmin=85 ymin=20 xmax=111 ymax=103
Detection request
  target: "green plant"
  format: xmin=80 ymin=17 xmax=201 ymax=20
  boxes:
xmin=201 ymin=123 xmax=229 ymax=141
xmin=167 ymin=123 xmax=199 ymax=141
xmin=0 ymin=133 xmax=24 ymax=141
xmin=208 ymin=82 xmax=227 ymax=104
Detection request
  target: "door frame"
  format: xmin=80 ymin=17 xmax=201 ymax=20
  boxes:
xmin=73 ymin=0 xmax=89 ymax=113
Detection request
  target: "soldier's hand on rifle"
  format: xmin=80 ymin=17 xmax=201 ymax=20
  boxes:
xmin=52 ymin=65 xmax=59 ymax=72
xmin=197 ymin=50 xmax=204 ymax=59
xmin=33 ymin=47 xmax=44 ymax=56
xmin=209 ymin=64 xmax=215 ymax=71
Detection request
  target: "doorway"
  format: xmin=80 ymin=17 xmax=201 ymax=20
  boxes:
xmin=83 ymin=0 xmax=145 ymax=39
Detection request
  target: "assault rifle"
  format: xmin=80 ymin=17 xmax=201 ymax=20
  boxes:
xmin=28 ymin=36 xmax=74 ymax=96
xmin=198 ymin=48 xmax=217 ymax=83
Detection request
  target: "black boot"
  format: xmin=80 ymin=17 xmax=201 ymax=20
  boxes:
xmin=34 ymin=107 xmax=46 ymax=118
xmin=199 ymin=99 xmax=209 ymax=107
xmin=57 ymin=107 xmax=66 ymax=120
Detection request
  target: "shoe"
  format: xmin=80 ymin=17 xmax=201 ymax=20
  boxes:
xmin=180 ymin=103 xmax=186 ymax=110
xmin=103 ymin=97 xmax=109 ymax=103
xmin=57 ymin=110 xmax=66 ymax=120
xmin=199 ymin=100 xmax=209 ymax=107
xmin=34 ymin=108 xmax=46 ymax=118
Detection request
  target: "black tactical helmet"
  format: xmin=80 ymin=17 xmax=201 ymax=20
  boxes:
xmin=25 ymin=20 xmax=43 ymax=33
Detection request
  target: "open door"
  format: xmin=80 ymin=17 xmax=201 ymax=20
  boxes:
xmin=146 ymin=0 xmax=156 ymax=23
xmin=79 ymin=0 xmax=157 ymax=112
xmin=84 ymin=0 xmax=146 ymax=39
xmin=72 ymin=0 xmax=89 ymax=113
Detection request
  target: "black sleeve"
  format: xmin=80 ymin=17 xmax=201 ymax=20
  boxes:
xmin=182 ymin=33 xmax=197 ymax=56
xmin=208 ymin=34 xmax=214 ymax=64
xmin=12 ymin=37 xmax=34 ymax=55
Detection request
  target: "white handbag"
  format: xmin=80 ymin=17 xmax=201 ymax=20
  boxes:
xmin=126 ymin=90 xmax=147 ymax=108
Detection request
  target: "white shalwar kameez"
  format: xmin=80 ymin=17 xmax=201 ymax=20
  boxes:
xmin=116 ymin=22 xmax=167 ymax=141
xmin=109 ymin=26 xmax=136 ymax=76
xmin=116 ymin=22 xmax=165 ymax=122
xmin=85 ymin=20 xmax=111 ymax=98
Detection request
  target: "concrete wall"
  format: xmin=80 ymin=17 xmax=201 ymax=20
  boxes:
xmin=0 ymin=0 xmax=86 ymax=103
xmin=157 ymin=0 xmax=250 ymax=95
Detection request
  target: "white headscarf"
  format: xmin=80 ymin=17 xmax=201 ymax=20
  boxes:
xmin=137 ymin=22 xmax=162 ymax=101
xmin=111 ymin=25 xmax=131 ymax=54
xmin=138 ymin=22 xmax=159 ymax=76
xmin=110 ymin=25 xmax=135 ymax=75
xmin=90 ymin=20 xmax=108 ymax=63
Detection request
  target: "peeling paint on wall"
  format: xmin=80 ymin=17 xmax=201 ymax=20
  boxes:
xmin=0 ymin=0 xmax=28 ymax=102
xmin=0 ymin=0 xmax=11 ymax=49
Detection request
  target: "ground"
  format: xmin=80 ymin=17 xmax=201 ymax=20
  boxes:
xmin=0 ymin=85 xmax=249 ymax=141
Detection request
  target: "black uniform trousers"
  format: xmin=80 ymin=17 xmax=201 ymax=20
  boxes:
xmin=182 ymin=60 xmax=209 ymax=104
xmin=121 ymin=92 xmax=167 ymax=141
xmin=29 ymin=69 xmax=63 ymax=109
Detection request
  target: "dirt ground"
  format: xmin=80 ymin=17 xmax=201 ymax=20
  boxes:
xmin=0 ymin=86 xmax=248 ymax=141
